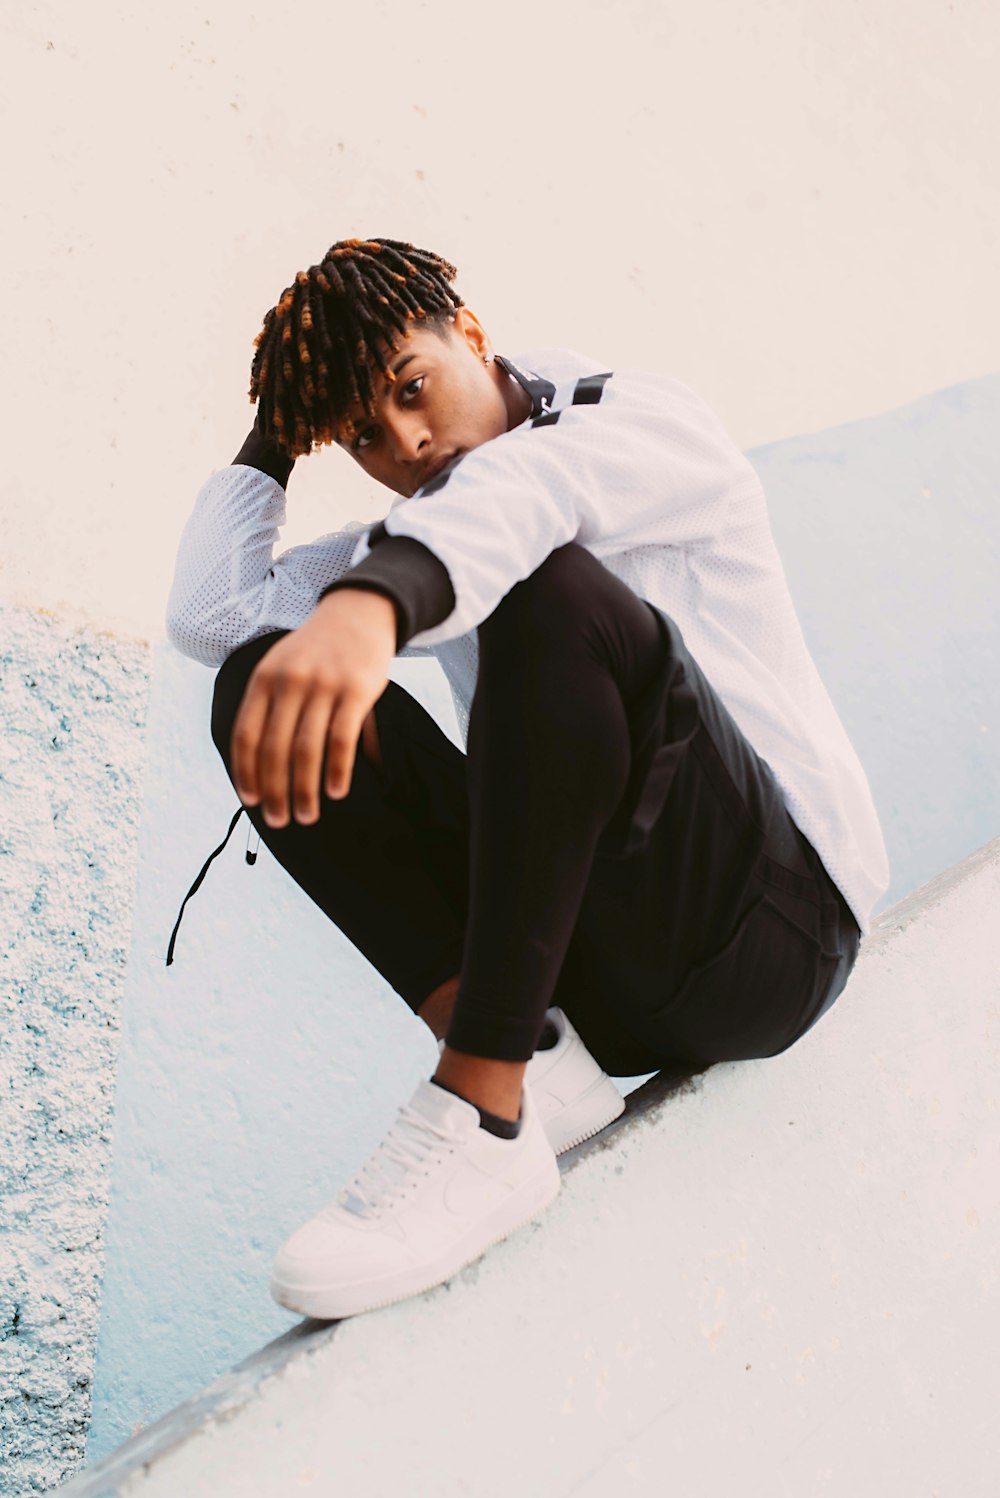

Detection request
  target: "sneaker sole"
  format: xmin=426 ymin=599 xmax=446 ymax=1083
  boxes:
xmin=542 ymin=1072 xmax=626 ymax=1155
xmin=271 ymin=1159 xmax=561 ymax=1321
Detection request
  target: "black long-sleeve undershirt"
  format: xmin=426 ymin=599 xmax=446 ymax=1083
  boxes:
xmin=230 ymin=428 xmax=454 ymax=650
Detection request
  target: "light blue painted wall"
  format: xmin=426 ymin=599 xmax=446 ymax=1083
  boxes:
xmin=85 ymin=371 xmax=1000 ymax=1462
xmin=85 ymin=651 xmax=455 ymax=1460
xmin=750 ymin=371 xmax=1000 ymax=912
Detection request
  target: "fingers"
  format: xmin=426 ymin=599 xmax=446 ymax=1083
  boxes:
xmin=228 ymin=604 xmax=390 ymax=825
xmin=231 ymin=667 xmax=315 ymax=827
xmin=325 ymin=696 xmax=369 ymax=802
xmin=290 ymin=693 xmax=339 ymax=824
xmin=233 ymin=671 xmax=368 ymax=826
xmin=230 ymin=672 xmax=274 ymax=810
xmin=262 ymin=691 xmax=313 ymax=826
xmin=278 ymin=691 xmax=367 ymax=823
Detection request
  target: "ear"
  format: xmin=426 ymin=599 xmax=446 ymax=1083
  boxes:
xmin=451 ymin=305 xmax=492 ymax=361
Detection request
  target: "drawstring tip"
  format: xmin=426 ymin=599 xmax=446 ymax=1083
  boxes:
xmin=164 ymin=805 xmax=247 ymax=968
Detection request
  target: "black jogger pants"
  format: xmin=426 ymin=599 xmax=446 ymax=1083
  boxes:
xmin=210 ymin=543 xmax=861 ymax=1074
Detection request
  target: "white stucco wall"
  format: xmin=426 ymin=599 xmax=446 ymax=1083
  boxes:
xmin=0 ymin=606 xmax=149 ymax=1494
xmin=4 ymin=0 xmax=999 ymax=647
xmin=77 ymin=836 xmax=1000 ymax=1498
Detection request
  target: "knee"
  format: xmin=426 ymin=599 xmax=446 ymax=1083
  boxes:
xmin=479 ymin=543 xmax=604 ymax=655
xmin=210 ymin=630 xmax=289 ymax=769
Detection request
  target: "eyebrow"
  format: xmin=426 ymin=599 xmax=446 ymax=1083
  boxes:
xmin=338 ymin=352 xmax=419 ymax=445
xmin=386 ymin=352 xmax=416 ymax=391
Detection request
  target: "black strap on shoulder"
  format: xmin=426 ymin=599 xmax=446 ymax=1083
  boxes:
xmin=165 ymin=805 xmax=247 ymax=967
xmin=530 ymin=370 xmax=615 ymax=428
xmin=571 ymin=371 xmax=613 ymax=405
xmin=494 ymin=354 xmax=557 ymax=419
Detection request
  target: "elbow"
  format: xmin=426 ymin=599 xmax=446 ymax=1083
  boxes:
xmin=164 ymin=608 xmax=229 ymax=668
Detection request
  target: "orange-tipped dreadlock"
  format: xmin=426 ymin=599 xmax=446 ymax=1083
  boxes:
xmin=248 ymin=238 xmax=465 ymax=457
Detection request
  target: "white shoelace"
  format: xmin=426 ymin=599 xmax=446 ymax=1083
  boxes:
xmin=329 ymin=1102 xmax=458 ymax=1220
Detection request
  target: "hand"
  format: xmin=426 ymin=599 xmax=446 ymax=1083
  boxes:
xmin=231 ymin=414 xmax=296 ymax=487
xmin=230 ymin=589 xmax=398 ymax=827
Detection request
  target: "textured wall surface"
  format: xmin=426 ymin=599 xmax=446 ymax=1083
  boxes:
xmin=0 ymin=606 xmax=150 ymax=1494
xmin=73 ymin=838 xmax=1000 ymax=1498
xmin=84 ymin=368 xmax=1000 ymax=1465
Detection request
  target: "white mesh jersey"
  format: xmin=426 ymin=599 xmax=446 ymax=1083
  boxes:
xmin=166 ymin=346 xmax=889 ymax=934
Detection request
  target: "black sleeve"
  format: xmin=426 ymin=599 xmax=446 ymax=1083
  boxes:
xmin=231 ymin=425 xmax=296 ymax=491
xmin=318 ymin=524 xmax=456 ymax=651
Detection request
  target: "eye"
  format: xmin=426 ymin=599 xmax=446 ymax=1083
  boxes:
xmin=401 ymin=375 xmax=424 ymax=402
xmin=353 ymin=424 xmax=379 ymax=453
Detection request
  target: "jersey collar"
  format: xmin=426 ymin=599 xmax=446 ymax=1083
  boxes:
xmin=495 ymin=354 xmax=557 ymax=420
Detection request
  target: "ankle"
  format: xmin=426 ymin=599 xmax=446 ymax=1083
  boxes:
xmin=432 ymin=1076 xmax=523 ymax=1139
xmin=417 ymin=975 xmax=460 ymax=1041
xmin=433 ymin=1045 xmax=526 ymax=1123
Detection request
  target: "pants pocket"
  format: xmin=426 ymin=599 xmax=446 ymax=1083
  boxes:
xmin=646 ymin=894 xmax=848 ymax=1065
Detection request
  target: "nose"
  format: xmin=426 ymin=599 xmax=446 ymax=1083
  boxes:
xmin=385 ymin=408 xmax=431 ymax=469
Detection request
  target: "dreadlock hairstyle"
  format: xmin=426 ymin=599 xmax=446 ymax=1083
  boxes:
xmin=248 ymin=238 xmax=465 ymax=458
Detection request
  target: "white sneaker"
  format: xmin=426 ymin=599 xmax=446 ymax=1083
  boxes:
xmin=438 ymin=1007 xmax=625 ymax=1155
xmin=270 ymin=1077 xmax=560 ymax=1321
xmin=525 ymin=1007 xmax=626 ymax=1153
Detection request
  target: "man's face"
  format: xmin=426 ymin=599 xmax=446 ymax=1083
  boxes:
xmin=335 ymin=309 xmax=517 ymax=498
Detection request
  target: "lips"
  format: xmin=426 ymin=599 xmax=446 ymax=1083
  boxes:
xmin=421 ymin=451 xmax=459 ymax=487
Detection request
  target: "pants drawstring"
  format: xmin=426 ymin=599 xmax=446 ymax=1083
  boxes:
xmin=165 ymin=805 xmax=252 ymax=967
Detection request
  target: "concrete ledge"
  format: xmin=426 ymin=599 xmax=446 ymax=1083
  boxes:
xmin=61 ymin=835 xmax=1000 ymax=1497
xmin=58 ymin=1066 xmax=703 ymax=1498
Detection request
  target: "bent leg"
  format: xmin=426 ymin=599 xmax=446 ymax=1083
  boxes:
xmin=444 ymin=544 xmax=669 ymax=1064
xmin=441 ymin=542 xmax=861 ymax=1079
xmin=552 ymin=607 xmax=863 ymax=1074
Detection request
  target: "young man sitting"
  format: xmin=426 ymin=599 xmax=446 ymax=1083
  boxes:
xmin=166 ymin=237 xmax=888 ymax=1321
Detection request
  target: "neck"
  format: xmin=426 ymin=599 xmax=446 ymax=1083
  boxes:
xmin=495 ymin=364 xmax=533 ymax=430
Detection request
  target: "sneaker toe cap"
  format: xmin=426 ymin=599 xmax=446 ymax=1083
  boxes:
xmin=272 ymin=1211 xmax=405 ymax=1287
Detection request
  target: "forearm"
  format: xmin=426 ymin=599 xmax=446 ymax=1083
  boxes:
xmin=319 ymin=528 xmax=456 ymax=650
xmin=165 ymin=458 xmax=367 ymax=666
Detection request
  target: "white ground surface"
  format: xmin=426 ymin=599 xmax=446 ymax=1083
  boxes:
xmin=110 ymin=836 xmax=1000 ymax=1498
